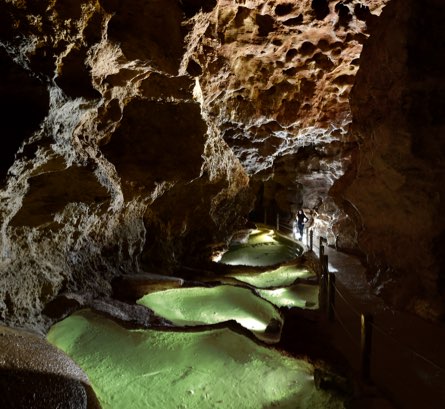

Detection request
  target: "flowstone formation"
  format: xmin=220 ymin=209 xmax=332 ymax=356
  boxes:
xmin=47 ymin=309 xmax=346 ymax=409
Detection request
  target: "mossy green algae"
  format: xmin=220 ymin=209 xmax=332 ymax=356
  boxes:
xmin=137 ymin=285 xmax=283 ymax=343
xmin=219 ymin=228 xmax=302 ymax=267
xmin=47 ymin=309 xmax=344 ymax=409
xmin=257 ymin=284 xmax=319 ymax=309
xmin=228 ymin=265 xmax=316 ymax=288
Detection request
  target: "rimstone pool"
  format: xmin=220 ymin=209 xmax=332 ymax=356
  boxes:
xmin=47 ymin=227 xmax=344 ymax=409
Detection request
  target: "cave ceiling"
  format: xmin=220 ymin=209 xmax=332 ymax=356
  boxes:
xmin=2 ymin=0 xmax=444 ymax=326
xmin=183 ymin=0 xmax=389 ymax=213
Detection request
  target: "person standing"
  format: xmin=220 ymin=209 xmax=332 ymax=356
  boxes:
xmin=295 ymin=209 xmax=308 ymax=241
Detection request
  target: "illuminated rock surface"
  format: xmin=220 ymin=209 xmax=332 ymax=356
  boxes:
xmin=138 ymin=285 xmax=284 ymax=343
xmin=258 ymin=284 xmax=319 ymax=309
xmin=0 ymin=0 xmax=251 ymax=329
xmin=219 ymin=227 xmax=303 ymax=266
xmin=0 ymin=0 xmax=443 ymax=406
xmin=47 ymin=309 xmax=345 ymax=409
xmin=228 ymin=265 xmax=316 ymax=288
xmin=0 ymin=0 xmax=443 ymax=348
xmin=137 ymin=228 xmax=318 ymax=342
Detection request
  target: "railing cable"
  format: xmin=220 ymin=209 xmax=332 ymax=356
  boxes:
xmin=316 ymin=236 xmax=445 ymax=377
xmin=333 ymin=282 xmax=362 ymax=318
xmin=370 ymin=321 xmax=445 ymax=374
xmin=331 ymin=304 xmax=360 ymax=348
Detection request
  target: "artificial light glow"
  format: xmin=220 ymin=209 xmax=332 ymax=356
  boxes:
xmin=137 ymin=285 xmax=282 ymax=343
xmin=265 ymin=288 xmax=287 ymax=296
xmin=47 ymin=310 xmax=345 ymax=409
xmin=229 ymin=265 xmax=316 ymax=288
xmin=257 ymin=285 xmax=319 ymax=309
xmin=212 ymin=253 xmax=223 ymax=262
xmin=219 ymin=227 xmax=303 ymax=267
xmin=237 ymin=317 xmax=268 ymax=332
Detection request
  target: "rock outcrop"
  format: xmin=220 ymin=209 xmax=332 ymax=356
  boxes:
xmin=0 ymin=324 xmax=100 ymax=409
xmin=185 ymin=0 xmax=388 ymax=220
xmin=0 ymin=0 xmax=251 ymax=330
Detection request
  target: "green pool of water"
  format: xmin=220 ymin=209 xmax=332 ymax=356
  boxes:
xmin=137 ymin=285 xmax=283 ymax=343
xmin=257 ymin=284 xmax=320 ymax=309
xmin=228 ymin=265 xmax=316 ymax=288
xmin=220 ymin=228 xmax=302 ymax=267
xmin=47 ymin=310 xmax=345 ymax=409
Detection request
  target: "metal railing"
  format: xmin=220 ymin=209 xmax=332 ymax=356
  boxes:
xmin=255 ymin=217 xmax=445 ymax=405
xmin=317 ymin=238 xmax=445 ymax=406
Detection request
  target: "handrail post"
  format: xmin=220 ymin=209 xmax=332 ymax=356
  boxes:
xmin=276 ymin=213 xmax=280 ymax=232
xmin=327 ymin=272 xmax=335 ymax=322
xmin=319 ymin=236 xmax=326 ymax=260
xmin=309 ymin=230 xmax=313 ymax=251
xmin=323 ymin=254 xmax=329 ymax=278
xmin=319 ymin=255 xmax=328 ymax=313
xmin=360 ymin=313 xmax=373 ymax=381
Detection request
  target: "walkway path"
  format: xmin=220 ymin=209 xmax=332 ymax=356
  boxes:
xmin=314 ymin=241 xmax=445 ymax=409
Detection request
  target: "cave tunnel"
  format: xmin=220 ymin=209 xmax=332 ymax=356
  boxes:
xmin=0 ymin=0 xmax=445 ymax=408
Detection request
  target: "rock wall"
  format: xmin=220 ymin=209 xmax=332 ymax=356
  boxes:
xmin=0 ymin=0 xmax=251 ymax=329
xmin=337 ymin=0 xmax=445 ymax=319
xmin=2 ymin=0 xmax=442 ymax=327
xmin=184 ymin=0 xmax=388 ymax=231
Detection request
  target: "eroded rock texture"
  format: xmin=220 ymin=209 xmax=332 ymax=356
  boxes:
xmin=0 ymin=0 xmax=443 ymax=328
xmin=0 ymin=325 xmax=101 ymax=409
xmin=182 ymin=0 xmax=388 ymax=236
xmin=0 ymin=0 xmax=250 ymax=329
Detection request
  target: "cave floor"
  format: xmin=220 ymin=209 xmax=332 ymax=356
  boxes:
xmin=44 ymin=226 xmax=445 ymax=409
xmin=47 ymin=227 xmax=351 ymax=409
xmin=47 ymin=309 xmax=346 ymax=409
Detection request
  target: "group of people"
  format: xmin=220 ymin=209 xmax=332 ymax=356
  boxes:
xmin=293 ymin=209 xmax=308 ymax=241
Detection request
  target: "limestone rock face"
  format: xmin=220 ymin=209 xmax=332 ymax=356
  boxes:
xmin=0 ymin=0 xmax=250 ymax=329
xmin=338 ymin=0 xmax=445 ymax=319
xmin=184 ymin=0 xmax=388 ymax=229
xmin=1 ymin=0 xmax=443 ymax=328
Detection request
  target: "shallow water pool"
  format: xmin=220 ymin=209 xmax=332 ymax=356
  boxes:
xmin=228 ymin=264 xmax=316 ymax=288
xmin=219 ymin=228 xmax=303 ymax=267
xmin=137 ymin=285 xmax=283 ymax=343
xmin=47 ymin=309 xmax=345 ymax=409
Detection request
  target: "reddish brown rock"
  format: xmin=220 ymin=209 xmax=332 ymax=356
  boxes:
xmin=0 ymin=0 xmax=250 ymax=329
xmin=0 ymin=0 xmax=443 ymax=328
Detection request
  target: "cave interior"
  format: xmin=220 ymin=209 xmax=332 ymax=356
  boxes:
xmin=0 ymin=0 xmax=444 ymax=408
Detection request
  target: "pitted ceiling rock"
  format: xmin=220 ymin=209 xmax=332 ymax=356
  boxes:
xmin=185 ymin=0 xmax=389 ymax=176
